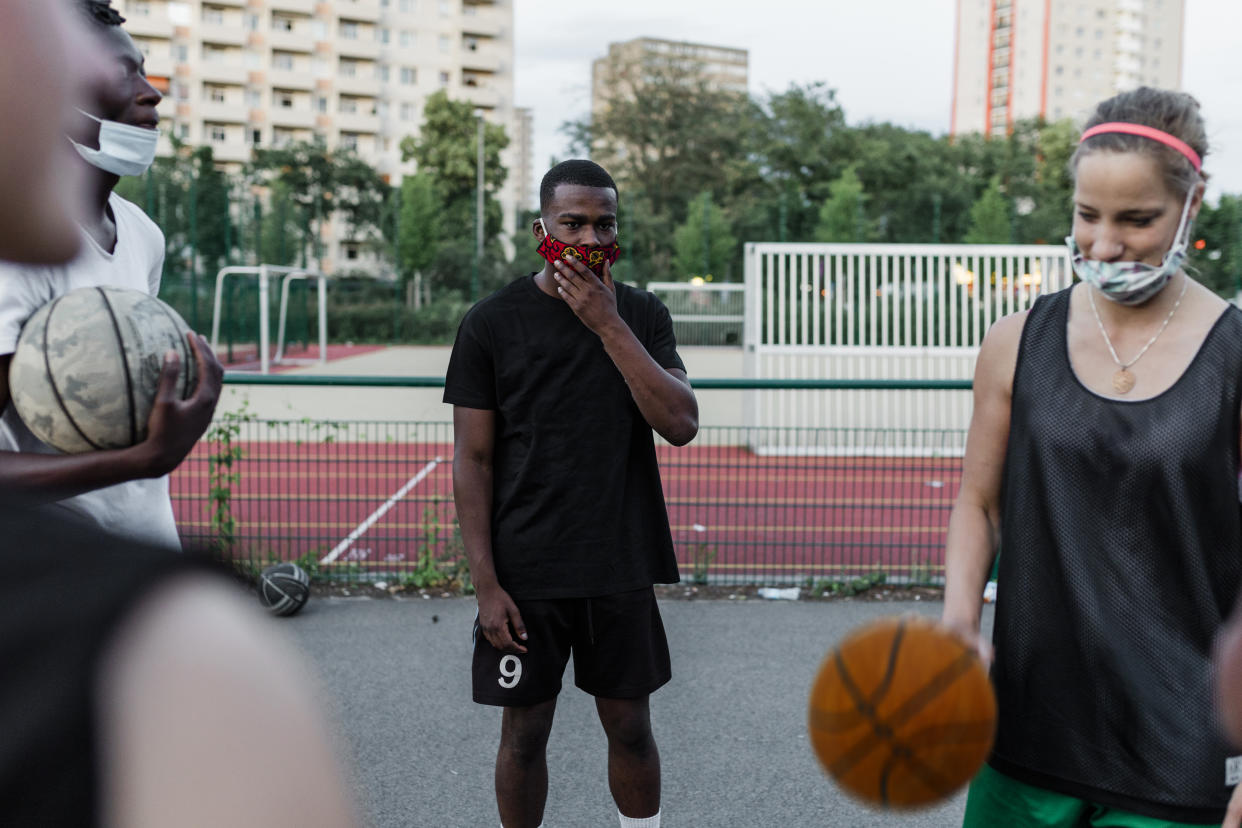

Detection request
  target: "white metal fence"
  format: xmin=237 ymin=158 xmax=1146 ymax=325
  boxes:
xmin=742 ymin=243 xmax=1073 ymax=453
xmin=647 ymin=281 xmax=746 ymax=346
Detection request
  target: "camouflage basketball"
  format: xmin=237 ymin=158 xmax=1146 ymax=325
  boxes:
xmin=8 ymin=286 xmax=196 ymax=453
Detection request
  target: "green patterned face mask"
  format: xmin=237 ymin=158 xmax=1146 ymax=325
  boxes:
xmin=1066 ymin=189 xmax=1194 ymax=307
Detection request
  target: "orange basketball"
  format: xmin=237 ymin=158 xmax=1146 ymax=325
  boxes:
xmin=807 ymin=615 xmax=996 ymax=809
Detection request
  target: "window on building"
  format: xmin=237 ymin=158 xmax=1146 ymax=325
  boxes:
xmin=245 ymin=13 xmax=259 ymax=30
xmin=207 ymin=85 xmax=226 ymax=103
xmin=273 ymin=52 xmax=294 ymax=70
xmin=341 ymin=133 xmax=359 ymax=150
xmin=400 ymin=102 xmax=414 ymax=121
xmin=340 ymin=58 xmax=358 ymax=77
xmin=316 ymin=96 xmax=328 ymax=113
xmin=340 ymin=96 xmax=358 ymax=114
xmin=378 ymin=65 xmax=390 ymax=82
xmin=401 ymin=67 xmax=416 ymax=85
xmin=129 ymin=1 xmax=151 ymax=16
xmin=340 ymin=21 xmax=359 ymax=39
xmin=173 ymin=44 xmax=189 ymax=62
xmin=274 ymin=15 xmax=294 ymax=32
xmin=252 ymin=129 xmax=262 ymax=145
xmin=209 ymin=125 xmax=228 ymax=143
xmin=274 ymin=128 xmax=294 ymax=147
xmin=344 ymin=244 xmax=359 ymax=261
xmin=276 ymin=91 xmax=295 ymax=108
xmin=399 ymin=0 xmax=415 ymax=11
xmin=245 ymin=89 xmax=261 ymax=106
xmin=438 ymin=0 xmax=450 ymax=15
xmin=379 ymin=27 xmax=390 ymax=44
xmin=439 ymin=71 xmax=450 ymax=86
xmin=400 ymin=30 xmax=413 ymax=48
xmin=203 ymin=6 xmax=224 ymax=24
xmin=438 ymin=34 xmax=450 ymax=52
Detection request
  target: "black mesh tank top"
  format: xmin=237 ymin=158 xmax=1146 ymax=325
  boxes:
xmin=990 ymin=287 xmax=1242 ymax=823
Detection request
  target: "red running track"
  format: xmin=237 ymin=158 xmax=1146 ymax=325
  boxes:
xmin=171 ymin=441 xmax=961 ymax=580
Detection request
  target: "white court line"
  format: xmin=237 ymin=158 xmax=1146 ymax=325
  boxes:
xmin=320 ymin=457 xmax=443 ymax=565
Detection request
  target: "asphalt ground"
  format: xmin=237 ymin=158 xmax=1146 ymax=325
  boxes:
xmin=286 ymin=595 xmax=995 ymax=828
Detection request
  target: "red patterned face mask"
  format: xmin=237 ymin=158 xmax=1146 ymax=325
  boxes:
xmin=536 ymin=219 xmax=621 ymax=277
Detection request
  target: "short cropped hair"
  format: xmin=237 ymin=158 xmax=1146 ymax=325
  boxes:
xmin=76 ymin=0 xmax=126 ymax=28
xmin=539 ymin=160 xmax=618 ymax=212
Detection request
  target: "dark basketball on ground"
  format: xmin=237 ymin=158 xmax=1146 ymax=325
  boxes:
xmin=258 ymin=562 xmax=311 ymax=617
xmin=807 ymin=615 xmax=996 ymax=809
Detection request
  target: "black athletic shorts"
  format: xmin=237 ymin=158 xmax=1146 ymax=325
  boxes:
xmin=472 ymin=586 xmax=671 ymax=706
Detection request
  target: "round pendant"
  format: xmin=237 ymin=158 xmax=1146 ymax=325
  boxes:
xmin=1112 ymin=369 xmax=1136 ymax=394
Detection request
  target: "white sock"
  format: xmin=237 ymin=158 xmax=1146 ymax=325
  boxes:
xmin=618 ymin=810 xmax=660 ymax=827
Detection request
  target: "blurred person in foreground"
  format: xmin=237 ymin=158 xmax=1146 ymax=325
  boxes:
xmin=0 ymin=0 xmax=223 ymax=550
xmin=447 ymin=159 xmax=698 ymax=828
xmin=0 ymin=2 xmax=359 ymax=826
xmin=943 ymin=87 xmax=1242 ymax=827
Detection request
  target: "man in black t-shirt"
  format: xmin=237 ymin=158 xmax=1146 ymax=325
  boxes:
xmin=445 ymin=160 xmax=698 ymax=828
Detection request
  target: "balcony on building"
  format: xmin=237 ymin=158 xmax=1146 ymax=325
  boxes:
xmin=200 ymin=7 xmax=248 ymax=47
xmin=268 ymin=0 xmax=317 ymax=14
xmin=337 ymin=60 xmax=382 ymax=96
xmin=269 ymin=107 xmax=318 ymax=129
xmin=121 ymin=4 xmax=173 ymax=38
xmin=199 ymin=49 xmax=250 ymax=85
xmin=269 ymin=15 xmax=316 ymax=53
xmin=458 ymin=78 xmax=500 ymax=110
xmin=461 ymin=5 xmax=504 ymax=38
xmin=337 ymin=21 xmax=383 ymax=60
xmin=462 ymin=35 xmax=502 ymax=73
xmin=337 ymin=95 xmax=381 ymax=133
xmin=335 ymin=0 xmax=382 ymax=21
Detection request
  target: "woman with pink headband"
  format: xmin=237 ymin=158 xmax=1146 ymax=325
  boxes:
xmin=942 ymin=86 xmax=1242 ymax=827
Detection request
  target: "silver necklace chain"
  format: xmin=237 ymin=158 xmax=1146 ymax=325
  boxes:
xmin=1086 ymin=276 xmax=1189 ymax=371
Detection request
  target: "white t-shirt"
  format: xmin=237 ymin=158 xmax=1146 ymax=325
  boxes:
xmin=0 ymin=193 xmax=181 ymax=550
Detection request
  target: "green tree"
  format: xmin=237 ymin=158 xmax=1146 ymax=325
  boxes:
xmin=964 ymin=176 xmax=1013 ymax=244
xmin=745 ymin=83 xmax=850 ymax=244
xmin=399 ymin=91 xmax=510 ymax=297
xmin=672 ymin=192 xmax=737 ymax=280
xmin=258 ymin=179 xmax=301 ymax=266
xmin=1020 ymin=119 xmax=1078 ymax=244
xmin=396 ymin=173 xmax=440 ymax=285
xmin=1192 ymin=193 xmax=1242 ymax=296
xmin=250 ymin=139 xmax=390 ymax=270
xmin=814 ymin=166 xmax=868 ymax=242
xmin=400 ymin=91 xmax=508 ymax=241
xmin=190 ymin=146 xmax=233 ymax=277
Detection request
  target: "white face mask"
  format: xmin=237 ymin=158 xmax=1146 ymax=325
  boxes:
xmin=68 ymin=109 xmax=160 ymax=177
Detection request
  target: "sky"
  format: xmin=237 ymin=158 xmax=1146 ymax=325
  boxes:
xmin=513 ymin=0 xmax=1242 ymax=206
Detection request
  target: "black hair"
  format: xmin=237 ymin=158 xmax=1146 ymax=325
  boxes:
xmin=539 ymin=159 xmax=618 ymax=212
xmin=76 ymin=0 xmax=126 ymax=28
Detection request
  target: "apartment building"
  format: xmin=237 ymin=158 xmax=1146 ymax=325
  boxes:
xmin=113 ymin=0 xmax=521 ymax=274
xmin=951 ymin=0 xmax=1183 ymax=137
xmin=591 ymin=37 xmax=749 ymax=117
xmin=511 ymin=106 xmax=533 ymax=211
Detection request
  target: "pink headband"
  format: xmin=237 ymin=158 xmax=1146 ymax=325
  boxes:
xmin=1080 ymin=122 xmax=1202 ymax=173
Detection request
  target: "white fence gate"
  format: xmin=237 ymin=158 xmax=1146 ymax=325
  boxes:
xmin=742 ymin=243 xmax=1073 ymax=453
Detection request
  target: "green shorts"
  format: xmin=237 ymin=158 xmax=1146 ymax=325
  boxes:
xmin=963 ymin=763 xmax=1219 ymax=828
